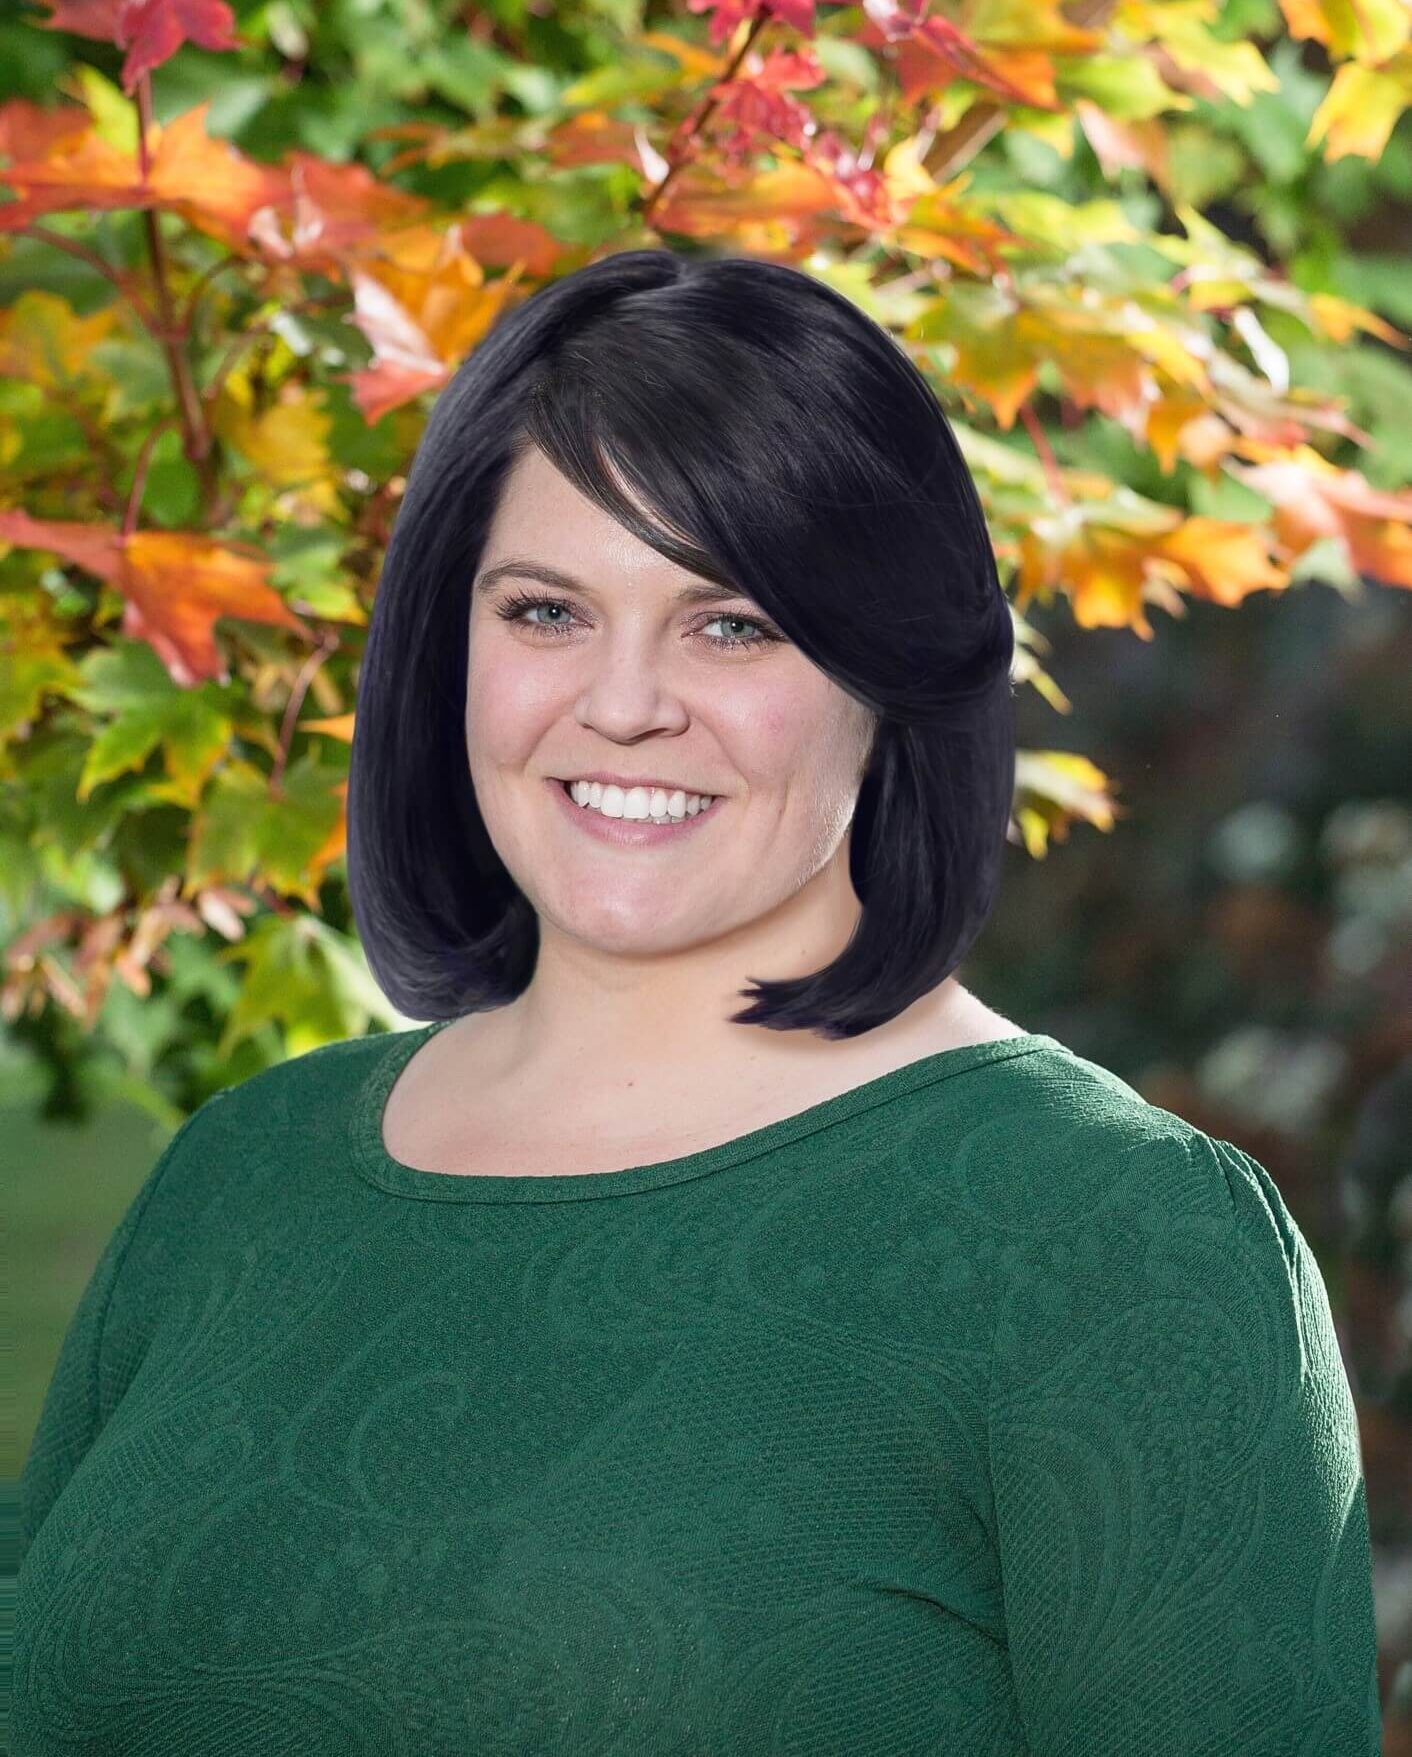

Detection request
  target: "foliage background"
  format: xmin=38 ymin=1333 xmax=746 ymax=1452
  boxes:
xmin=2 ymin=0 xmax=1410 ymax=1735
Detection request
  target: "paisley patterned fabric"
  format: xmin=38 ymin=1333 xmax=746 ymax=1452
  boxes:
xmin=15 ymin=1020 xmax=1382 ymax=1755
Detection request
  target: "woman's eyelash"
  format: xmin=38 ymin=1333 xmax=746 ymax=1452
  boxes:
xmin=492 ymin=590 xmax=784 ymax=651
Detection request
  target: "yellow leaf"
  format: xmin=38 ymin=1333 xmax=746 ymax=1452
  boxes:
xmin=637 ymin=29 xmax=731 ymax=79
xmin=882 ymin=133 xmax=941 ymax=204
xmin=1014 ymin=748 xmax=1121 ymax=858
xmin=0 ymin=289 xmax=119 ymax=390
xmin=1277 ymin=0 xmax=1410 ymax=61
xmin=1009 ymin=108 xmax=1078 ymax=158
xmin=966 ymin=0 xmax=1106 ymax=54
xmin=1120 ymin=0 xmax=1280 ymax=105
xmin=1307 ymin=290 xmax=1408 ymax=347
xmin=1145 ymin=395 xmax=1240 ymax=474
xmin=302 ymin=712 xmax=356 ymax=743
xmin=1307 ymin=52 xmax=1412 ymax=161
xmin=215 ymin=389 xmax=337 ymax=513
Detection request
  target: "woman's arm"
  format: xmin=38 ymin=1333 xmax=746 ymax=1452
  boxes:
xmin=17 ymin=1101 xmax=214 ymax=1571
xmin=986 ymin=1127 xmax=1382 ymax=1756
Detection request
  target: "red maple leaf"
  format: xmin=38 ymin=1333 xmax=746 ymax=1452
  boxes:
xmin=36 ymin=0 xmax=240 ymax=93
xmin=116 ymin=0 xmax=240 ymax=91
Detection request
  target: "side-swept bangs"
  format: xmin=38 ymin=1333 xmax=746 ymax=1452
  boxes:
xmin=347 ymin=247 xmax=1015 ymax=1041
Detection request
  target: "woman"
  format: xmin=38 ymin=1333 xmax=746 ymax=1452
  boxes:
xmin=15 ymin=248 xmax=1382 ymax=1754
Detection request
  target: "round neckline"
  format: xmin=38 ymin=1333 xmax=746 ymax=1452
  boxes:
xmin=347 ymin=1017 xmax=1067 ymax=1205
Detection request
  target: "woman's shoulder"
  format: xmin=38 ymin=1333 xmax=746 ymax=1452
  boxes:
xmin=122 ymin=1025 xmax=414 ymax=1224
xmin=958 ymin=1048 xmax=1330 ymax=1408
xmin=203 ymin=1020 xmax=418 ymax=1130
xmin=901 ymin=1029 xmax=1277 ymax=1235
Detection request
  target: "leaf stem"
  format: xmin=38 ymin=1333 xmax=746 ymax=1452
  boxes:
xmin=135 ymin=76 xmax=213 ymax=477
xmin=1020 ymin=401 xmax=1069 ymax=505
xmin=269 ymin=630 xmax=342 ymax=800
xmin=19 ymin=225 xmax=161 ymax=333
xmin=180 ymin=251 xmax=244 ymax=332
xmin=123 ymin=418 xmax=176 ymax=535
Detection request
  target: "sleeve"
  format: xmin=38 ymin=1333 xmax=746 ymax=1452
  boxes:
xmin=985 ymin=1127 xmax=1383 ymax=1757
xmin=16 ymin=1100 xmax=216 ymax=1574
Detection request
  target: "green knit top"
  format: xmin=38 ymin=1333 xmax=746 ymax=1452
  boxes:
xmin=15 ymin=1020 xmax=1382 ymax=1755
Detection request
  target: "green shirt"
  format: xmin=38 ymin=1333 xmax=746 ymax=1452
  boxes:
xmin=15 ymin=1021 xmax=1382 ymax=1755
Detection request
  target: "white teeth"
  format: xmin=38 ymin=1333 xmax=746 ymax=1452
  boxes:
xmin=566 ymin=780 xmax=717 ymax=824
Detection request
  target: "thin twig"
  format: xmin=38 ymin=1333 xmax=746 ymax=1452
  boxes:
xmin=180 ymin=250 xmax=244 ymax=331
xmin=123 ymin=417 xmax=176 ymax=535
xmin=135 ymin=76 xmax=211 ymax=469
xmin=640 ymin=14 xmax=773 ymax=227
xmin=1019 ymin=401 xmax=1069 ymax=504
xmin=269 ymin=630 xmax=342 ymax=800
xmin=200 ymin=291 xmax=347 ymax=409
xmin=19 ymin=224 xmax=161 ymax=333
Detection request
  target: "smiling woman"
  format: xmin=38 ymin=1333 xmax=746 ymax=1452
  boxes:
xmin=344 ymin=245 xmax=1019 ymax=1048
xmin=13 ymin=247 xmax=1382 ymax=1757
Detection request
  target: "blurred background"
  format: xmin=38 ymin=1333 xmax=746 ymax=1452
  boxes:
xmin=3 ymin=0 xmax=1410 ymax=1743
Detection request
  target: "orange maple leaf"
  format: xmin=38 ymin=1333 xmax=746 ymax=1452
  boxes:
xmin=0 ymin=510 xmax=307 ymax=686
xmin=1015 ymin=507 xmax=1287 ymax=635
xmin=1231 ymin=449 xmax=1412 ymax=589
xmin=1148 ymin=516 xmax=1287 ymax=606
xmin=0 ymin=98 xmax=91 ymax=163
xmin=344 ymin=223 xmax=524 ymax=421
xmin=860 ymin=5 xmax=1083 ymax=109
xmin=246 ymin=153 xmax=431 ymax=279
xmin=0 ymin=99 xmax=286 ymax=253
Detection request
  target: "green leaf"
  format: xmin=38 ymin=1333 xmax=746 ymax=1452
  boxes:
xmin=814 ymin=36 xmax=881 ymax=92
xmin=71 ymin=642 xmax=232 ymax=804
xmin=1165 ymin=122 xmax=1248 ymax=209
xmin=69 ymin=65 xmax=140 ymax=155
xmin=976 ymin=192 xmax=1141 ymax=251
xmin=186 ymin=749 xmax=342 ymax=904
xmin=90 ymin=339 xmax=172 ymax=419
xmin=212 ymin=910 xmax=397 ymax=1059
xmin=322 ymin=376 xmax=413 ymax=477
xmin=1058 ymin=53 xmax=1189 ymax=120
xmin=137 ymin=429 xmax=202 ymax=527
xmin=422 ymin=35 xmax=517 ymax=115
xmin=21 ymin=727 xmax=148 ymax=863
xmin=560 ymin=46 xmax=681 ymax=108
xmin=8 ymin=408 xmax=90 ymax=479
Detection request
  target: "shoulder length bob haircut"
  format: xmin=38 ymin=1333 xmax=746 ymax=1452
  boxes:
xmin=347 ymin=246 xmax=1016 ymax=1043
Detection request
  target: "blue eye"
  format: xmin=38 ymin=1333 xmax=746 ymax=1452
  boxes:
xmin=493 ymin=591 xmax=783 ymax=652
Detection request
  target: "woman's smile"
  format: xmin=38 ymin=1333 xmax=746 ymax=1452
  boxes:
xmin=547 ymin=775 xmax=725 ymax=848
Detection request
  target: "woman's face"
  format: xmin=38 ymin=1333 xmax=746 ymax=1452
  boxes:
xmin=465 ymin=443 xmax=877 ymax=961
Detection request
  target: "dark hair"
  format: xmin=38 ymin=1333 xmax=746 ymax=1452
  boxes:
xmin=346 ymin=246 xmax=1016 ymax=1042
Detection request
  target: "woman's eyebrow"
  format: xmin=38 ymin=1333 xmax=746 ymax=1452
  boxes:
xmin=472 ymin=558 xmax=747 ymax=607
